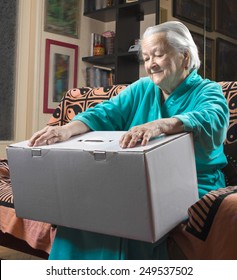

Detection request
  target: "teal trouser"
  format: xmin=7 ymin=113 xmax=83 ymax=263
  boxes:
xmin=49 ymin=226 xmax=169 ymax=260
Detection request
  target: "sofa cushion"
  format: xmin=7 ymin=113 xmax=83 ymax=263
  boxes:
xmin=219 ymin=82 xmax=237 ymax=186
xmin=0 ymin=178 xmax=13 ymax=207
xmin=0 ymin=159 xmax=13 ymax=207
xmin=48 ymin=85 xmax=127 ymax=126
xmin=0 ymin=159 xmax=10 ymax=179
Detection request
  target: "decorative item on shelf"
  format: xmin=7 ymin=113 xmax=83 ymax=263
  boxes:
xmin=90 ymin=33 xmax=99 ymax=56
xmin=106 ymin=0 xmax=114 ymax=7
xmin=92 ymin=34 xmax=105 ymax=56
xmin=93 ymin=43 xmax=105 ymax=56
xmin=128 ymin=45 xmax=140 ymax=52
xmin=95 ymin=0 xmax=107 ymax=10
xmin=128 ymin=38 xmax=140 ymax=52
xmin=102 ymin=30 xmax=115 ymax=55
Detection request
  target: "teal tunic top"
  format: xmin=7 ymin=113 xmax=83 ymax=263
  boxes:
xmin=49 ymin=70 xmax=229 ymax=260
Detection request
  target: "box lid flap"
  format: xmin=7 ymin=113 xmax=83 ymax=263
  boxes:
xmin=9 ymin=131 xmax=187 ymax=152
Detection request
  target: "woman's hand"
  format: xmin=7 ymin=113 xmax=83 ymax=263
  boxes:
xmin=119 ymin=118 xmax=184 ymax=148
xmin=28 ymin=121 xmax=90 ymax=147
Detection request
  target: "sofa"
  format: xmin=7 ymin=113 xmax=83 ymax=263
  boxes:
xmin=0 ymin=82 xmax=236 ymax=259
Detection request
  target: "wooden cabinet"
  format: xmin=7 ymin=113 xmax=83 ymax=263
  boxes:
xmin=83 ymin=0 xmax=160 ymax=84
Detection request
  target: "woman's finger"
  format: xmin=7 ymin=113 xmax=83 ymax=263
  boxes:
xmin=28 ymin=126 xmax=59 ymax=147
xmin=119 ymin=130 xmax=144 ymax=148
xmin=119 ymin=132 xmax=132 ymax=148
xmin=141 ymin=131 xmax=152 ymax=146
xmin=28 ymin=126 xmax=49 ymax=146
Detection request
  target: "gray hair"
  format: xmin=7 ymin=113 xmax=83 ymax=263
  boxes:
xmin=142 ymin=21 xmax=201 ymax=71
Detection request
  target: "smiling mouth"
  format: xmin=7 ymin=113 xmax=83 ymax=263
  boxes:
xmin=150 ymin=70 xmax=162 ymax=74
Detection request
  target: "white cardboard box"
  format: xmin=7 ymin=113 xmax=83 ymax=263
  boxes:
xmin=7 ymin=131 xmax=198 ymax=243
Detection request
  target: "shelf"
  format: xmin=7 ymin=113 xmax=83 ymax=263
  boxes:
xmin=83 ymin=0 xmax=160 ymax=84
xmin=82 ymin=55 xmax=116 ymax=65
xmin=118 ymin=52 xmax=140 ymax=62
xmin=82 ymin=52 xmax=139 ymax=66
xmin=84 ymin=6 xmax=116 ymax=22
xmin=84 ymin=1 xmax=159 ymax=22
xmin=118 ymin=0 xmax=158 ymax=16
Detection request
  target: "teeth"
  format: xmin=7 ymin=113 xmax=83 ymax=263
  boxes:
xmin=151 ymin=69 xmax=162 ymax=74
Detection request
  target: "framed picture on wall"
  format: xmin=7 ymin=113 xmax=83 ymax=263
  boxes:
xmin=173 ymin=0 xmax=214 ymax=31
xmin=44 ymin=0 xmax=80 ymax=38
xmin=216 ymin=38 xmax=237 ymax=81
xmin=216 ymin=0 xmax=237 ymax=39
xmin=44 ymin=39 xmax=78 ymax=114
xmin=191 ymin=32 xmax=215 ymax=80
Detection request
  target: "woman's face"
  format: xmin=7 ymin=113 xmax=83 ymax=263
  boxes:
xmin=141 ymin=33 xmax=189 ymax=94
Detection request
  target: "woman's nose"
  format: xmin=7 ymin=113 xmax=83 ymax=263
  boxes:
xmin=150 ymin=60 xmax=158 ymax=70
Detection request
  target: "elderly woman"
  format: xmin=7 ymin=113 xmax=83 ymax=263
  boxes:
xmin=29 ymin=21 xmax=229 ymax=260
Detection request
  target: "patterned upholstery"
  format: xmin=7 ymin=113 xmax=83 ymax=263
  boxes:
xmin=48 ymin=85 xmax=127 ymax=126
xmin=220 ymin=82 xmax=237 ymax=186
xmin=185 ymin=185 xmax=237 ymax=241
xmin=0 ymin=159 xmax=10 ymax=179
xmin=0 ymin=159 xmax=13 ymax=207
xmin=0 ymin=82 xmax=236 ymax=209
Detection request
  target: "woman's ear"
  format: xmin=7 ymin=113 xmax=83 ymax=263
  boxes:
xmin=183 ymin=51 xmax=190 ymax=69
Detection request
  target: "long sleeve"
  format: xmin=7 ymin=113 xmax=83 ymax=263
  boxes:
xmin=159 ymin=70 xmax=229 ymax=197
xmin=174 ymin=82 xmax=229 ymax=152
xmin=72 ymin=78 xmax=161 ymax=131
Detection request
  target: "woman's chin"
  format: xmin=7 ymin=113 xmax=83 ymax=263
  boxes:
xmin=150 ymin=75 xmax=163 ymax=86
